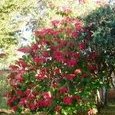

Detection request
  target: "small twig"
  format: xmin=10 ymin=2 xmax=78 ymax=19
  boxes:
xmin=0 ymin=109 xmax=15 ymax=115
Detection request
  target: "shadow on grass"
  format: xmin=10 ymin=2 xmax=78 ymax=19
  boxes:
xmin=97 ymin=102 xmax=115 ymax=115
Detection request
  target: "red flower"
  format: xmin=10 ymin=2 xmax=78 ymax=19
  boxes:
xmin=37 ymin=99 xmax=52 ymax=107
xmin=71 ymin=31 xmax=79 ymax=38
xmin=33 ymin=57 xmax=45 ymax=64
xmin=36 ymin=100 xmax=44 ymax=107
xmin=16 ymin=90 xmax=24 ymax=96
xmin=15 ymin=74 xmax=24 ymax=83
xmin=7 ymin=96 xmax=17 ymax=106
xmin=35 ymin=73 xmax=47 ymax=80
xmin=75 ymin=21 xmax=83 ymax=31
xmin=25 ymin=89 xmax=31 ymax=96
xmin=88 ymin=64 xmax=97 ymax=72
xmin=27 ymin=93 xmax=35 ymax=100
xmin=74 ymin=69 xmax=82 ymax=75
xmin=36 ymin=68 xmax=48 ymax=80
xmin=19 ymin=98 xmax=27 ymax=106
xmin=53 ymin=51 xmax=65 ymax=62
xmin=51 ymin=20 xmax=60 ymax=27
xmin=63 ymin=96 xmax=73 ymax=105
xmin=73 ymin=95 xmax=81 ymax=100
xmin=42 ymin=99 xmax=52 ymax=107
xmin=74 ymin=52 xmax=80 ymax=58
xmin=18 ymin=47 xmax=31 ymax=53
xmin=59 ymin=87 xmax=68 ymax=94
xmin=88 ymin=51 xmax=98 ymax=60
xmin=54 ymin=68 xmax=61 ymax=75
xmin=67 ymin=59 xmax=77 ymax=67
xmin=66 ymin=28 xmax=72 ymax=37
xmin=65 ymin=74 xmax=76 ymax=80
xmin=12 ymin=106 xmax=18 ymax=111
xmin=7 ymin=98 xmax=13 ymax=106
xmin=9 ymin=65 xmax=19 ymax=71
xmin=55 ymin=105 xmax=62 ymax=112
xmin=28 ymin=103 xmax=37 ymax=110
xmin=42 ymin=92 xmax=52 ymax=100
xmin=78 ymin=42 xmax=86 ymax=50
xmin=16 ymin=59 xmax=27 ymax=68
xmin=31 ymin=43 xmax=38 ymax=51
xmin=52 ymin=82 xmax=58 ymax=88
xmin=42 ymin=51 xmax=50 ymax=57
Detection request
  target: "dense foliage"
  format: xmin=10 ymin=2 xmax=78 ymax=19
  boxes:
xmin=0 ymin=0 xmax=40 ymax=69
xmin=6 ymin=1 xmax=115 ymax=115
xmin=84 ymin=5 xmax=115 ymax=87
xmin=0 ymin=0 xmax=104 ymax=68
xmin=6 ymin=17 xmax=100 ymax=114
xmin=0 ymin=0 xmax=38 ymax=48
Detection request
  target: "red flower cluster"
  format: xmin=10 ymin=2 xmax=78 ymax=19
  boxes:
xmin=6 ymin=17 xmax=100 ymax=114
xmin=63 ymin=96 xmax=73 ymax=105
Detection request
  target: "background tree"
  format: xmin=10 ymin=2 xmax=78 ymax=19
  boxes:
xmin=84 ymin=5 xmax=115 ymax=108
xmin=0 ymin=0 xmax=105 ymax=69
xmin=0 ymin=0 xmax=40 ymax=69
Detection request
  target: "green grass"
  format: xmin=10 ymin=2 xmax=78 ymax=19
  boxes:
xmin=0 ymin=72 xmax=9 ymax=109
xmin=98 ymin=102 xmax=115 ymax=115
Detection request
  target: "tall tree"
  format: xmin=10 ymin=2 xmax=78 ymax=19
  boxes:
xmin=0 ymin=0 xmax=40 ymax=68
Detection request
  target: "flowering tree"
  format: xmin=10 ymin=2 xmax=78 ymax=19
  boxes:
xmin=6 ymin=1 xmax=115 ymax=115
xmin=6 ymin=16 xmax=101 ymax=114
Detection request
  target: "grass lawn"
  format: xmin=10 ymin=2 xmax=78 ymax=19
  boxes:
xmin=0 ymin=71 xmax=9 ymax=109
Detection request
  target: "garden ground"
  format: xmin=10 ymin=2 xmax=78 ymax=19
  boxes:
xmin=98 ymin=102 xmax=115 ymax=115
xmin=0 ymin=71 xmax=115 ymax=115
